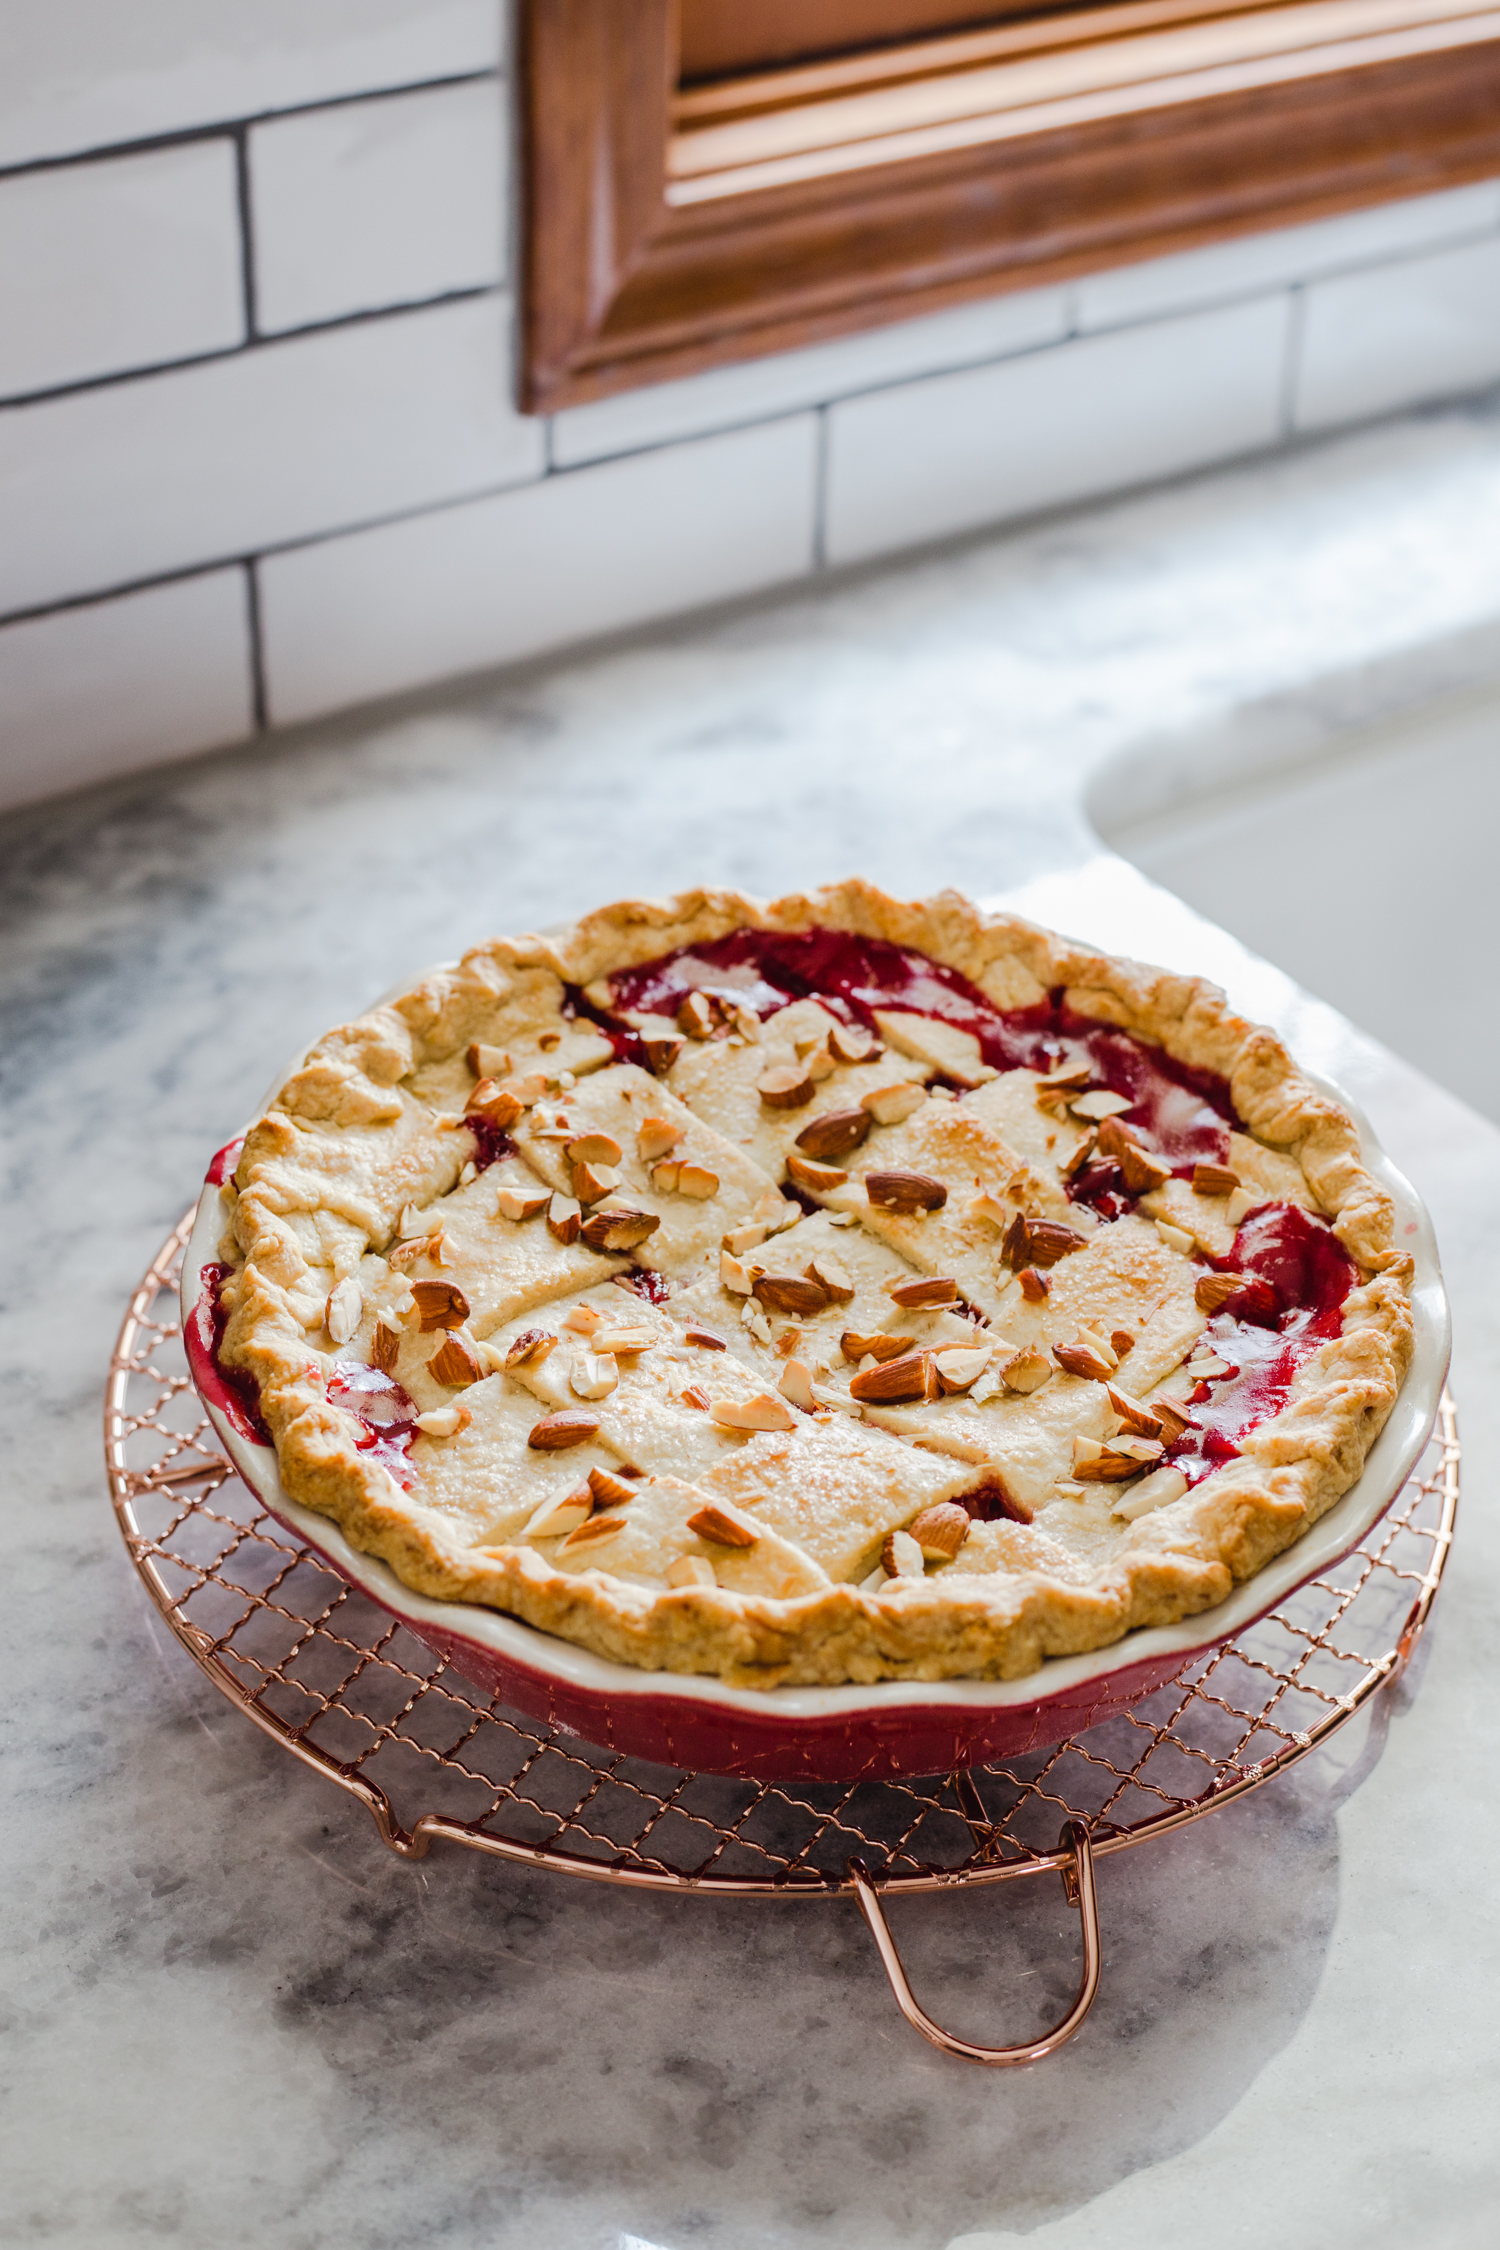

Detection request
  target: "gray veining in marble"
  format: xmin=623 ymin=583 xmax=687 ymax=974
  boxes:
xmin=4 ymin=399 xmax=1500 ymax=2250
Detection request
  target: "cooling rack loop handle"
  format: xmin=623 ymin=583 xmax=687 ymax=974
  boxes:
xmin=850 ymin=1820 xmax=1101 ymax=2068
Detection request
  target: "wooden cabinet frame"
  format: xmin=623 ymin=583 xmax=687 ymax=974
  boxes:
xmin=519 ymin=0 xmax=1500 ymax=413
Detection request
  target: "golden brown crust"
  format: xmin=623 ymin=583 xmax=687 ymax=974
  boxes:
xmin=215 ymin=881 xmax=1413 ymax=1688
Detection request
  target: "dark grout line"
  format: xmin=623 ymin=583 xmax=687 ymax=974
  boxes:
xmin=0 ymin=286 xmax=499 ymax=413
xmin=232 ymin=127 xmax=259 ymax=342
xmin=0 ymin=71 xmax=502 ymax=184
xmin=244 ymin=560 xmax=269 ymax=732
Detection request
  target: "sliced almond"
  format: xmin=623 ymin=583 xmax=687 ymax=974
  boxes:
xmin=1070 ymin=1089 xmax=1134 ymax=1122
xmin=411 ymin=1279 xmax=470 ymax=1332
xmin=1192 ymin=1161 xmax=1240 ymax=1197
xmin=1117 ymin=1141 xmax=1172 ymax=1194
xmin=588 ymin=1324 xmax=655 ymax=1354
xmin=563 ymin=1304 xmax=603 ymax=1334
xmin=683 ymin=1323 xmax=728 ymax=1350
xmin=1110 ymin=1328 xmax=1136 ymax=1358
xmin=522 ymin=1484 xmax=594 ymax=1539
xmin=643 ymin=1034 xmax=685 ymax=1076
xmin=881 ymin=1528 xmax=925 ymax=1579
xmin=967 ymin=1190 xmax=1013 ymax=1231
xmin=667 ymin=1555 xmax=717 ymax=1589
xmin=580 ymin=1207 xmax=661 ymax=1253
xmin=719 ymin=1250 xmax=752 ymax=1294
xmin=679 ymin=1383 xmax=711 ymax=1411
xmin=650 ymin=1159 xmax=682 ymax=1194
xmin=708 ymin=1393 xmax=797 ymax=1432
xmin=933 ymin=1345 xmax=991 ymax=1394
xmin=865 ymin=1168 xmax=946 ymax=1215
xmin=504 ymin=1327 xmax=557 ymax=1367
xmin=1073 ymin=1446 xmax=1149 ymax=1482
xmin=495 ymin=1183 xmax=550 ymax=1222
xmin=729 ymin=1001 xmax=762 ymax=1041
xmin=827 ymin=1022 xmax=881 ymax=1064
xmin=527 ymin=1410 xmax=601 ymax=1451
xmin=466 ymin=1080 xmax=526 ymax=1131
xmin=886 ymin=1275 xmax=959 ymax=1308
xmin=1075 ymin=1324 xmax=1119 ymax=1368
xmin=778 ymin=1358 xmax=816 ymax=1409
xmin=588 ymin=1466 xmax=637 ymax=1509
xmin=794 ymin=1107 xmax=872 ymax=1162
xmin=1035 ymin=1056 xmax=1092 ymax=1091
xmin=637 ymin=1116 xmax=685 ymax=1162
xmin=325 ymin=1277 xmax=362 ymax=1346
xmin=860 ymin=1081 xmax=926 ymax=1126
xmin=676 ymin=1162 xmax=720 ymax=1200
xmin=999 ymin=1345 xmax=1052 ymax=1394
xmin=723 ymin=1220 xmax=769 ymax=1257
xmin=546 ymin=1192 xmax=582 ymax=1244
xmin=752 ymin=1190 xmax=800 ymax=1232
xmin=786 ymin=1152 xmax=848 ymax=1195
xmin=687 ymin=1501 xmax=760 ymax=1548
xmin=1155 ymin=1219 xmax=1197 ymax=1255
xmin=414 ymin=1404 xmax=471 ymax=1439
xmin=370 ymin=1317 xmax=401 ymax=1375
xmin=1153 ymin=1397 xmax=1197 ymax=1444
xmin=466 ymin=1041 xmax=512 ymax=1078
xmin=1061 ymin=1133 xmax=1098 ymax=1180
xmin=1112 ymin=1464 xmax=1190 ymax=1520
xmin=1105 ymin=1384 xmax=1164 ymax=1438
xmin=1017 ymin=1267 xmax=1050 ymax=1302
xmin=757 ymin=1064 xmax=815 ymax=1108
xmin=849 ymin=1350 xmax=937 ymax=1404
xmin=677 ymin=993 xmax=717 ymax=1040
xmin=753 ymin=1273 xmax=827 ymax=1316
xmin=573 ymin=1159 xmax=622 ymax=1203
xmin=560 ymin=1511 xmax=628 ymax=1551
xmin=909 ymin=1503 xmax=971 ymax=1561
xmin=804 ymin=1250 xmax=855 ymax=1302
xmin=568 ymin=1349 xmax=619 ymax=1401
xmin=1111 ymin=1435 xmax=1166 ymax=1463
xmin=840 ymin=1330 xmax=914 ymax=1363
xmin=1054 ymin=1338 xmax=1115 ymax=1382
xmin=565 ymin=1131 xmax=622 ymax=1170
xmin=429 ymin=1332 xmax=484 ymax=1388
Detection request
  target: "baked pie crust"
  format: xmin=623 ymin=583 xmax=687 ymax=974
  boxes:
xmin=211 ymin=882 xmax=1413 ymax=1689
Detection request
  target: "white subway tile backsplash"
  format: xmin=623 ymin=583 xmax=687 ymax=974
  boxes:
xmin=0 ymin=141 xmax=243 ymax=401
xmin=0 ymin=570 xmax=253 ymax=812
xmin=825 ymin=295 xmax=1290 ymax=566
xmin=0 ymin=295 xmax=543 ymax=618
xmin=1295 ymin=235 xmax=1500 ymax=430
xmin=250 ymin=80 xmax=505 ymax=333
xmin=0 ymin=1 xmax=503 ymax=170
xmin=1075 ymin=182 xmax=1500 ymax=332
xmin=259 ymin=416 xmax=819 ymax=724
xmin=551 ymin=286 xmax=1071 ymax=467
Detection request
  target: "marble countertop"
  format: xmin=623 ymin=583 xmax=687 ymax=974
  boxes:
xmin=4 ymin=400 xmax=1499 ymax=2250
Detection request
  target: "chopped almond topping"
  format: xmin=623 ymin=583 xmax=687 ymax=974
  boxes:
xmin=865 ymin=1168 xmax=946 ymax=1215
xmin=466 ymin=1079 xmax=526 ymax=1131
xmin=667 ymin=1555 xmax=717 ymax=1589
xmin=637 ymin=1116 xmax=684 ymax=1162
xmin=370 ymin=1317 xmax=401 ymax=1375
xmin=325 ymin=1277 xmax=362 ymax=1346
xmin=1155 ymin=1218 xmax=1197 ymax=1255
xmin=1192 ymin=1161 xmax=1240 ymax=1197
xmin=546 ymin=1192 xmax=582 ymax=1244
xmin=683 ymin=1323 xmax=728 ymax=1351
xmin=687 ymin=1502 xmax=760 ymax=1548
xmin=880 ymin=1529 xmax=925 ymax=1579
xmin=999 ymin=1345 xmax=1052 ymax=1393
xmin=708 ymin=1394 xmax=797 ymax=1432
xmin=466 ymin=1041 xmax=511 ymax=1078
xmin=429 ymin=1332 xmax=484 ymax=1388
xmin=505 ymin=1328 xmax=556 ymax=1367
xmin=411 ymin=1280 xmax=470 ymax=1332
xmin=1017 ymin=1267 xmax=1050 ymax=1302
xmin=786 ymin=1152 xmax=848 ymax=1194
xmin=415 ymin=1404 xmax=471 ymax=1439
xmin=1070 ymin=1089 xmax=1134 ymax=1122
xmin=757 ymin=1063 xmax=815 ymax=1108
xmin=1196 ymin=1272 xmax=1249 ymax=1312
xmin=886 ymin=1275 xmax=959 ymax=1308
xmin=573 ymin=1159 xmax=622 ymax=1203
xmin=778 ymin=1359 xmax=816 ymax=1409
xmin=495 ymin=1183 xmax=549 ymax=1222
xmin=909 ymin=1503 xmax=970 ymax=1561
xmin=804 ymin=1250 xmax=854 ymax=1302
xmin=588 ymin=1466 xmax=637 ymax=1508
xmin=677 ymin=993 xmax=717 ymax=1040
xmin=794 ymin=1107 xmax=872 ymax=1161
xmin=580 ymin=1207 xmax=661 ymax=1252
xmin=643 ymin=1035 xmax=685 ymax=1076
xmin=526 ymin=1411 xmax=601 ymax=1451
xmin=827 ymin=1022 xmax=881 ymax=1064
xmin=676 ymin=1162 xmax=720 ymax=1200
xmin=849 ymin=1350 xmax=937 ymax=1404
xmin=840 ymin=1330 xmax=914 ymax=1363
xmin=753 ymin=1273 xmax=827 ymax=1316
xmin=860 ymin=1081 xmax=926 ymax=1126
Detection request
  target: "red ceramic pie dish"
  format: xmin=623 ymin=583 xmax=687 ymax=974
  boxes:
xmin=182 ymin=1072 xmax=1446 ymax=1781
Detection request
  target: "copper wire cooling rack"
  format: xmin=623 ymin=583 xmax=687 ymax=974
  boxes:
xmin=107 ymin=1214 xmax=1458 ymax=2068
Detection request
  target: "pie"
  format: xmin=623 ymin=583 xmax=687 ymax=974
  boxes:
xmin=205 ymin=881 xmax=1413 ymax=1688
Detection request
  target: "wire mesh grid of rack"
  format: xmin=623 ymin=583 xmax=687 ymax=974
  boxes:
xmin=107 ymin=1213 xmax=1458 ymax=2065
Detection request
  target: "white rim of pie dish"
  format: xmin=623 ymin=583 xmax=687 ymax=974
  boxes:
xmin=182 ymin=1024 xmax=1450 ymax=1734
